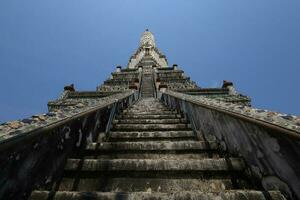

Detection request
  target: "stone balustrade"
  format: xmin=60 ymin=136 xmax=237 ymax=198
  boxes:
xmin=160 ymin=90 xmax=300 ymax=199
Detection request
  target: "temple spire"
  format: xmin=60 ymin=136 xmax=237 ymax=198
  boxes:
xmin=140 ymin=29 xmax=156 ymax=48
xmin=127 ymin=30 xmax=168 ymax=69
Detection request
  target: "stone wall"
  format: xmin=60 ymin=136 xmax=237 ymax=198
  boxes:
xmin=0 ymin=91 xmax=137 ymax=200
xmin=161 ymin=90 xmax=300 ymax=200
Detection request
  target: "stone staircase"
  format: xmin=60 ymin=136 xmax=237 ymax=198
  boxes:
xmin=140 ymin=73 xmax=155 ymax=98
xmin=30 ymin=97 xmax=286 ymax=200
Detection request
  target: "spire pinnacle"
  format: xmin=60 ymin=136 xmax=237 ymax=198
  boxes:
xmin=140 ymin=29 xmax=156 ymax=48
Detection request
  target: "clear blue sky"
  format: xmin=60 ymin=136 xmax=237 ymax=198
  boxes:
xmin=0 ymin=0 xmax=299 ymax=122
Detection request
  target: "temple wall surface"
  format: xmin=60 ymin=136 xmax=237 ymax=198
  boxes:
xmin=0 ymin=92 xmax=137 ymax=200
xmin=161 ymin=92 xmax=300 ymax=200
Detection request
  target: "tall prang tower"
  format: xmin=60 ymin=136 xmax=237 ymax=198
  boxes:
xmin=1 ymin=30 xmax=300 ymax=200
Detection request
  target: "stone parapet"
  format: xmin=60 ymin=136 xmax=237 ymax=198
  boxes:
xmin=0 ymin=91 xmax=135 ymax=145
xmin=162 ymin=90 xmax=300 ymax=134
xmin=0 ymin=91 xmax=138 ymax=200
xmin=160 ymin=90 xmax=300 ymax=199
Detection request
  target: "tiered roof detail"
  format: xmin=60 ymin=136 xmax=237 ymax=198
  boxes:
xmin=127 ymin=29 xmax=168 ymax=68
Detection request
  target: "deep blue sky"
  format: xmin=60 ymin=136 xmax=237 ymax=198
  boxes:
xmin=0 ymin=1 xmax=299 ymax=122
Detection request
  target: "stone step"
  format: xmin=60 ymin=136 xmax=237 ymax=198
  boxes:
xmin=86 ymin=141 xmax=218 ymax=152
xmin=126 ymin=105 xmax=169 ymax=108
xmin=128 ymin=108 xmax=168 ymax=111
xmin=112 ymin=123 xmax=190 ymax=131
xmin=122 ymin=110 xmax=178 ymax=115
xmin=123 ymin=110 xmax=179 ymax=116
xmin=113 ymin=118 xmax=187 ymax=124
xmin=131 ymin=104 xmax=166 ymax=108
xmin=117 ymin=114 xmax=182 ymax=119
xmin=57 ymin=178 xmax=235 ymax=192
xmin=64 ymin=158 xmax=245 ymax=172
xmin=108 ymin=130 xmax=195 ymax=141
xmin=123 ymin=108 xmax=171 ymax=112
xmin=130 ymin=104 xmax=166 ymax=108
xmin=30 ymin=190 xmax=286 ymax=200
xmin=84 ymin=153 xmax=220 ymax=160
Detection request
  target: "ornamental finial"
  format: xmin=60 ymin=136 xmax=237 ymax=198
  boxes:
xmin=140 ymin=29 xmax=156 ymax=48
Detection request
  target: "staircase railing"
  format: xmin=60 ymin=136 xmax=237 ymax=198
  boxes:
xmin=159 ymin=89 xmax=300 ymax=200
xmin=0 ymin=90 xmax=138 ymax=200
xmin=152 ymin=69 xmax=157 ymax=98
xmin=138 ymin=71 xmax=143 ymax=99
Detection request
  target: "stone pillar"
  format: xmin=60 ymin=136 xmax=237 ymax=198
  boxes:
xmin=116 ymin=65 xmax=122 ymax=73
xmin=222 ymin=80 xmax=238 ymax=95
xmin=64 ymin=84 xmax=75 ymax=92
xmin=138 ymin=66 xmax=143 ymax=72
xmin=159 ymin=84 xmax=168 ymax=92
xmin=173 ymin=64 xmax=178 ymax=70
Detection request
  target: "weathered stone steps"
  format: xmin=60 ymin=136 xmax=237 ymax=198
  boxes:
xmin=117 ymin=114 xmax=182 ymax=119
xmin=30 ymin=190 xmax=286 ymax=200
xmin=88 ymin=178 xmax=235 ymax=192
xmin=57 ymin=178 xmax=236 ymax=192
xmin=122 ymin=110 xmax=178 ymax=115
xmin=29 ymin=44 xmax=287 ymax=200
xmin=113 ymin=118 xmax=187 ymax=124
xmin=112 ymin=123 xmax=191 ymax=131
xmin=123 ymin=107 xmax=172 ymax=111
xmin=130 ymin=104 xmax=168 ymax=108
xmin=83 ymin=141 xmax=219 ymax=159
xmin=85 ymin=141 xmax=218 ymax=152
xmin=84 ymin=153 xmax=220 ymax=159
xmin=108 ymin=130 xmax=196 ymax=141
xmin=64 ymin=158 xmax=245 ymax=172
xmin=141 ymin=73 xmax=155 ymax=98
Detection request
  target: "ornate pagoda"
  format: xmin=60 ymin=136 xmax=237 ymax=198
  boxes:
xmin=0 ymin=30 xmax=299 ymax=200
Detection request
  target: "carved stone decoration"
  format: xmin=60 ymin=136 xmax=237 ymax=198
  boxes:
xmin=140 ymin=29 xmax=156 ymax=48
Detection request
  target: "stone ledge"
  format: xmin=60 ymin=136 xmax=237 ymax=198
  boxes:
xmin=163 ymin=90 xmax=300 ymax=136
xmin=0 ymin=91 xmax=135 ymax=145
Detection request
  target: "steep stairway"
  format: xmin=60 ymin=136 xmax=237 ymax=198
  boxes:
xmin=140 ymin=73 xmax=155 ymax=98
xmin=30 ymin=97 xmax=286 ymax=200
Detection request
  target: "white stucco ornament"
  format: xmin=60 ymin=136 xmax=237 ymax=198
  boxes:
xmin=140 ymin=29 xmax=156 ymax=48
